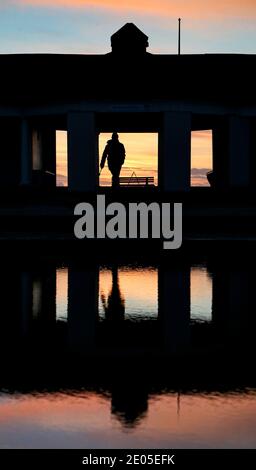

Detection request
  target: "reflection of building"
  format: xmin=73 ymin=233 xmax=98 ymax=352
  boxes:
xmin=0 ymin=259 xmax=252 ymax=356
xmin=0 ymin=23 xmax=255 ymax=194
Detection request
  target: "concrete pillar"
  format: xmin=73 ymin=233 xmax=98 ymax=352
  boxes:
xmin=158 ymin=267 xmax=190 ymax=353
xmin=68 ymin=112 xmax=98 ymax=191
xmin=159 ymin=111 xmax=191 ymax=192
xmin=212 ymin=121 xmax=229 ymax=189
xmin=213 ymin=116 xmax=250 ymax=189
xmin=229 ymin=116 xmax=250 ymax=187
xmin=0 ymin=269 xmax=21 ymax=348
xmin=227 ymin=269 xmax=249 ymax=340
xmin=68 ymin=267 xmax=99 ymax=353
xmin=20 ymin=119 xmax=32 ymax=185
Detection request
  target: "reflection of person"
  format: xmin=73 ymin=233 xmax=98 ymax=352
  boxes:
xmin=101 ymin=267 xmax=125 ymax=321
xmin=111 ymin=382 xmax=148 ymax=429
xmin=100 ymin=133 xmax=126 ymax=188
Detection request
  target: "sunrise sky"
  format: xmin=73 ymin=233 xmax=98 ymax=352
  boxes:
xmin=56 ymin=130 xmax=213 ymax=187
xmin=2 ymin=1 xmax=254 ymax=186
xmin=0 ymin=1 xmax=255 ymax=54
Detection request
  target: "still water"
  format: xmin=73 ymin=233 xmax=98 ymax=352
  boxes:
xmin=1 ymin=390 xmax=256 ymax=449
xmin=0 ymin=260 xmax=256 ymax=448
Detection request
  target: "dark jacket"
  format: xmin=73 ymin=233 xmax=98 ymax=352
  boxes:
xmin=101 ymin=140 xmax=126 ymax=169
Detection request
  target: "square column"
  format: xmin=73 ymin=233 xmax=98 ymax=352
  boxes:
xmin=213 ymin=116 xmax=251 ymax=189
xmin=159 ymin=111 xmax=191 ymax=192
xmin=68 ymin=112 xmax=98 ymax=191
xmin=229 ymin=116 xmax=250 ymax=188
xmin=20 ymin=119 xmax=32 ymax=185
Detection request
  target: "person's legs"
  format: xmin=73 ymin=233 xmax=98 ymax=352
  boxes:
xmin=111 ymin=166 xmax=121 ymax=188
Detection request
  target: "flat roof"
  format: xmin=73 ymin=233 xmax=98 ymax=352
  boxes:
xmin=0 ymin=52 xmax=255 ymax=107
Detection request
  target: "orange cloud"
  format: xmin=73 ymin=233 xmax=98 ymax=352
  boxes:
xmin=19 ymin=0 xmax=256 ymax=19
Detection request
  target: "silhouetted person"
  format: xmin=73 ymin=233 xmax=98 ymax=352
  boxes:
xmin=100 ymin=133 xmax=126 ymax=188
xmin=101 ymin=267 xmax=125 ymax=322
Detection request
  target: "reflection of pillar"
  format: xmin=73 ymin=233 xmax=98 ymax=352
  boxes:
xmin=20 ymin=119 xmax=32 ymax=185
xmin=212 ymin=268 xmax=249 ymax=340
xmin=159 ymin=111 xmax=191 ymax=192
xmin=227 ymin=269 xmax=249 ymax=339
xmin=158 ymin=267 xmax=190 ymax=353
xmin=68 ymin=268 xmax=99 ymax=352
xmin=21 ymin=271 xmax=32 ymax=336
xmin=68 ymin=112 xmax=98 ymax=191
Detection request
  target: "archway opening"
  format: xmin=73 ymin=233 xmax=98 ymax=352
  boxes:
xmin=191 ymin=130 xmax=213 ymax=187
xmin=56 ymin=130 xmax=68 ymax=187
xmin=99 ymin=133 xmax=158 ymax=187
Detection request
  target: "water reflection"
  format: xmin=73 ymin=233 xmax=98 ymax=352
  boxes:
xmin=1 ymin=258 xmax=256 ymax=447
xmin=10 ymin=262 xmax=256 ymax=353
xmin=0 ymin=388 xmax=256 ymax=448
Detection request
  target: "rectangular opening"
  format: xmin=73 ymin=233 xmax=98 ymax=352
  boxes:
xmin=99 ymin=133 xmax=158 ymax=187
xmin=56 ymin=130 xmax=68 ymax=187
xmin=191 ymin=130 xmax=213 ymax=187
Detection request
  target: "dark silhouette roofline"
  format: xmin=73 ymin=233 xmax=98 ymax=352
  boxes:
xmin=111 ymin=22 xmax=149 ymax=53
xmin=0 ymin=52 xmax=255 ymax=106
xmin=0 ymin=21 xmax=255 ymax=107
